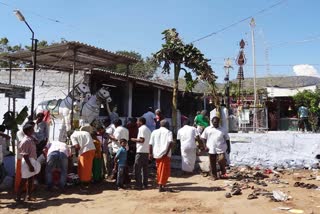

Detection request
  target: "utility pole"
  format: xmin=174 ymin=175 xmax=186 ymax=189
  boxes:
xmin=250 ymin=18 xmax=257 ymax=132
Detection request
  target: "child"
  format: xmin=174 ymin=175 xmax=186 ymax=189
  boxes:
xmin=91 ymin=131 xmax=103 ymax=183
xmin=114 ymin=139 xmax=127 ymax=189
xmin=16 ymin=124 xmax=40 ymax=202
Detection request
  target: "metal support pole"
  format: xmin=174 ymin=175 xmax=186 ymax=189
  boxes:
xmin=30 ymin=39 xmax=38 ymax=119
xmin=126 ymin=64 xmax=130 ymax=121
xmin=226 ymin=69 xmax=230 ymax=111
xmin=70 ymin=49 xmax=77 ymax=130
xmin=12 ymin=98 xmax=16 ymax=154
xmin=250 ymin=18 xmax=257 ymax=132
xmin=8 ymin=60 xmax=12 ymax=112
xmin=68 ymin=71 xmax=71 ymax=93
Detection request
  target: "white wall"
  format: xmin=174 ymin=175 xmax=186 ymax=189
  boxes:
xmin=0 ymin=69 xmax=85 ymax=141
xmin=229 ymin=132 xmax=320 ymax=168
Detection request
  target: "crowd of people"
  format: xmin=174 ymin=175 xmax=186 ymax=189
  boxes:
xmin=13 ymin=106 xmax=231 ymax=202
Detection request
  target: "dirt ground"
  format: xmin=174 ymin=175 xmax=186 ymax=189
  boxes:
xmin=0 ymin=169 xmax=319 ymax=214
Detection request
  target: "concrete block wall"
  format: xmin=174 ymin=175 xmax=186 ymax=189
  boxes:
xmin=0 ymin=68 xmax=85 ymax=123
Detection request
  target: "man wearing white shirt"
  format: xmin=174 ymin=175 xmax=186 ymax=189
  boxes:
xmin=69 ymin=130 xmax=96 ymax=186
xmin=109 ymin=119 xmax=129 ymax=178
xmin=201 ymin=117 xmax=231 ymax=180
xmin=149 ymin=120 xmax=173 ymax=192
xmin=177 ymin=119 xmax=200 ymax=173
xmin=142 ymin=107 xmax=156 ymax=132
xmin=131 ymin=117 xmax=151 ymax=189
xmin=109 ymin=119 xmax=129 ymax=154
xmin=44 ymin=141 xmax=71 ymax=190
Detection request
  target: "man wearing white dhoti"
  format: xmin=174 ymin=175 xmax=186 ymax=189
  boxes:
xmin=177 ymin=119 xmax=200 ymax=173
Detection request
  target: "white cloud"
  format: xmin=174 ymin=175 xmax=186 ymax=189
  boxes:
xmin=293 ymin=64 xmax=319 ymax=77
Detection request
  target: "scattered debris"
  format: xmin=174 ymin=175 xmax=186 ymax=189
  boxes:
xmin=212 ymin=187 xmax=225 ymax=192
xmin=247 ymin=193 xmax=258 ymax=200
xmin=288 ymin=209 xmax=304 ymax=214
xmin=275 ymin=206 xmax=291 ymax=210
xmin=225 ymin=193 xmax=232 ymax=198
xmin=293 ymin=182 xmax=318 ymax=189
xmin=271 ymin=190 xmax=289 ymax=202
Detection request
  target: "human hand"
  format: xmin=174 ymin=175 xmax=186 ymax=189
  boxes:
xmin=205 ymin=147 xmax=209 ymax=152
xmin=28 ymin=165 xmax=35 ymax=172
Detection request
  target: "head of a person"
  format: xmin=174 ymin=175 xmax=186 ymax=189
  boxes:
xmin=103 ymin=117 xmax=111 ymax=127
xmin=119 ymin=138 xmax=127 ymax=148
xmin=137 ymin=117 xmax=146 ymax=127
xmin=96 ymin=125 xmax=105 ymax=134
xmin=201 ymin=110 xmax=207 ymax=116
xmin=182 ymin=118 xmax=191 ymax=126
xmin=113 ymin=118 xmax=122 ymax=127
xmin=67 ymin=130 xmax=75 ymax=138
xmin=196 ymin=111 xmax=201 ymax=115
xmin=160 ymin=119 xmax=169 ymax=129
xmin=36 ymin=112 xmax=45 ymax=122
xmin=155 ymin=109 xmax=161 ymax=116
xmin=212 ymin=116 xmax=220 ymax=128
xmin=127 ymin=117 xmax=137 ymax=125
xmin=148 ymin=107 xmax=153 ymax=112
xmin=23 ymin=123 xmax=34 ymax=136
xmin=0 ymin=125 xmax=5 ymax=132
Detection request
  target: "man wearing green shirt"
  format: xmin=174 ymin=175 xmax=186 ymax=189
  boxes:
xmin=194 ymin=110 xmax=209 ymax=134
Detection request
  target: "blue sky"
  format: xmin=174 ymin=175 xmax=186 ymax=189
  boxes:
xmin=1 ymin=0 xmax=319 ymax=82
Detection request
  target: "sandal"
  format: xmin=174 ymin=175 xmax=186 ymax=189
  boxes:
xmin=27 ymin=196 xmax=37 ymax=201
xmin=247 ymin=193 xmax=258 ymax=200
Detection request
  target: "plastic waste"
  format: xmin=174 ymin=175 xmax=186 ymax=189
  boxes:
xmin=272 ymin=190 xmax=288 ymax=201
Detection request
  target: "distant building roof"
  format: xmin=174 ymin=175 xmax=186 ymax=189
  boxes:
xmin=266 ymin=85 xmax=317 ymax=97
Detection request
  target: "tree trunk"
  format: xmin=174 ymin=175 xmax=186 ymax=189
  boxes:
xmin=172 ymin=63 xmax=180 ymax=134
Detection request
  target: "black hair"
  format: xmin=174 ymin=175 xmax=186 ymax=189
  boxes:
xmin=0 ymin=125 xmax=5 ymax=132
xmin=138 ymin=117 xmax=146 ymax=125
xmin=113 ymin=118 xmax=122 ymax=126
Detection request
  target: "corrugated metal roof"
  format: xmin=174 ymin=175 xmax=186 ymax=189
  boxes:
xmin=93 ymin=68 xmax=205 ymax=94
xmin=0 ymin=41 xmax=139 ymax=71
xmin=93 ymin=68 xmax=174 ymax=89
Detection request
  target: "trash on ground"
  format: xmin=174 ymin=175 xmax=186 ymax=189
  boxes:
xmin=272 ymin=190 xmax=289 ymax=202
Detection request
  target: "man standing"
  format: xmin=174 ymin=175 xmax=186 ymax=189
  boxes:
xmin=69 ymin=130 xmax=96 ymax=188
xmin=34 ymin=113 xmax=49 ymax=157
xmin=109 ymin=119 xmax=129 ymax=156
xmin=131 ymin=117 xmax=151 ymax=189
xmin=298 ymin=104 xmax=310 ymax=132
xmin=102 ymin=118 xmax=115 ymax=177
xmin=194 ymin=110 xmax=209 ymax=134
xmin=142 ymin=107 xmax=156 ymax=132
xmin=201 ymin=117 xmax=230 ymax=180
xmin=16 ymin=124 xmax=41 ymax=202
xmin=44 ymin=140 xmax=71 ymax=190
xmin=109 ymin=119 xmax=129 ymax=179
xmin=177 ymin=119 xmax=200 ymax=173
xmin=149 ymin=120 xmax=173 ymax=192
